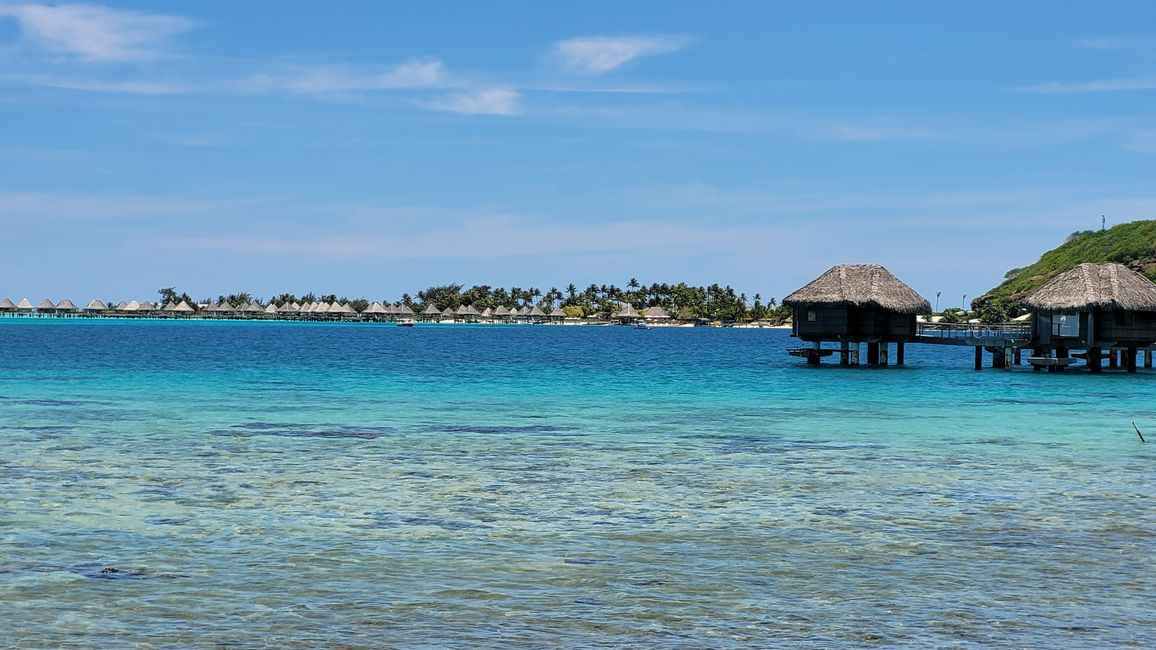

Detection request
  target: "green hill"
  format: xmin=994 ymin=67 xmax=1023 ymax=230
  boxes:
xmin=972 ymin=220 xmax=1156 ymax=321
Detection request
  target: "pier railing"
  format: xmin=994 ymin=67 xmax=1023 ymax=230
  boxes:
xmin=916 ymin=322 xmax=1031 ymax=344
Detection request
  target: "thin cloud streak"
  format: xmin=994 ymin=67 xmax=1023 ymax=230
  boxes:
xmin=554 ymin=35 xmax=690 ymax=74
xmin=0 ymin=3 xmax=196 ymax=62
xmin=423 ymin=88 xmax=521 ymax=115
xmin=1017 ymin=76 xmax=1156 ymax=94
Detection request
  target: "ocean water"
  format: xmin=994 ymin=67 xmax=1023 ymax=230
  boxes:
xmin=0 ymin=319 xmax=1153 ymax=648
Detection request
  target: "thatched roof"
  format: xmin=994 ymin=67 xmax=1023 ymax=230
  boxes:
xmin=264 ymin=304 xmax=279 ymax=314
xmin=481 ymin=307 xmax=492 ymax=317
xmin=615 ymin=303 xmax=639 ymax=318
xmin=140 ymin=301 xmax=156 ymax=310
xmin=364 ymin=302 xmax=387 ymax=314
xmin=84 ymin=299 xmax=106 ymax=311
xmin=643 ymin=306 xmax=670 ymax=319
xmin=549 ymin=307 xmax=567 ymax=317
xmin=493 ymin=305 xmax=510 ymax=316
xmin=783 ymin=264 xmax=930 ymax=314
xmin=423 ymin=304 xmax=442 ymax=315
xmin=17 ymin=298 xmax=33 ymax=310
xmin=1023 ymin=262 xmax=1156 ymax=313
xmin=56 ymin=299 xmax=78 ymax=311
xmin=174 ymin=301 xmax=194 ymax=312
xmin=37 ymin=299 xmax=55 ymax=310
xmin=160 ymin=301 xmax=177 ymax=311
xmin=120 ymin=300 xmax=140 ymax=311
xmin=528 ymin=305 xmax=546 ymax=317
xmin=0 ymin=298 xmax=15 ymax=310
xmin=395 ymin=304 xmax=414 ymax=315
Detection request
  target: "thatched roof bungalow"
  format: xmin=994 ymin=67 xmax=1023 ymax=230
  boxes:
xmin=56 ymin=299 xmax=78 ymax=311
xmin=1023 ymin=262 xmax=1156 ymax=349
xmin=37 ymin=299 xmax=56 ymax=311
xmin=17 ymin=298 xmax=34 ymax=311
xmin=0 ymin=298 xmax=16 ymax=311
xmin=783 ymin=264 xmax=929 ymax=343
xmin=85 ymin=299 xmax=107 ymax=311
xmin=614 ymin=303 xmax=640 ymax=321
xmin=643 ymin=306 xmax=670 ymax=320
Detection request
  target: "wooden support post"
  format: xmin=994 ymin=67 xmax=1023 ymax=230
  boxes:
xmin=839 ymin=341 xmax=850 ymax=366
xmin=991 ymin=347 xmax=1005 ymax=369
xmin=896 ymin=341 xmax=905 ymax=366
xmin=1087 ymin=347 xmax=1101 ymax=374
xmin=879 ymin=342 xmax=889 ymax=366
xmin=867 ymin=342 xmax=880 ymax=366
xmin=1145 ymin=349 xmax=1153 ymax=369
xmin=1014 ymin=348 xmax=1022 ymax=365
xmin=1003 ymin=346 xmax=1013 ymax=371
xmin=1033 ymin=347 xmax=1044 ymax=372
xmin=974 ymin=346 xmax=983 ymax=370
xmin=1109 ymin=349 xmax=1118 ymax=369
xmin=807 ymin=341 xmax=821 ymax=365
xmin=850 ymin=344 xmax=860 ymax=367
xmin=1126 ymin=348 xmax=1137 ymax=374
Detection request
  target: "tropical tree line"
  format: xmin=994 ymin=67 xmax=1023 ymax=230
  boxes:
xmin=161 ymin=278 xmax=793 ymax=323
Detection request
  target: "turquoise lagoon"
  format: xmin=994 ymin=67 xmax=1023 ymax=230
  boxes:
xmin=0 ymin=319 xmax=1153 ymax=647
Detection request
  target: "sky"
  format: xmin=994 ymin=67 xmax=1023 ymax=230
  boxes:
xmin=3 ymin=1 xmax=1156 ymax=306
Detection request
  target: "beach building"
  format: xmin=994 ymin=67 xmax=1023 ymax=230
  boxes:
xmin=1023 ymin=262 xmax=1156 ymax=373
xmin=84 ymin=299 xmax=107 ymax=313
xmin=614 ymin=303 xmax=640 ymax=323
xmin=421 ymin=304 xmax=442 ymax=322
xmin=17 ymin=298 xmax=34 ymax=312
xmin=37 ymin=299 xmax=56 ymax=313
xmin=783 ymin=264 xmax=930 ymax=366
xmin=264 ymin=303 xmax=279 ymax=316
xmin=528 ymin=305 xmax=547 ymax=322
xmin=492 ymin=305 xmax=511 ymax=322
xmin=643 ymin=306 xmax=671 ymax=323
xmin=549 ymin=306 xmax=567 ymax=323
xmin=56 ymin=299 xmax=78 ymax=313
xmin=0 ymin=298 xmax=16 ymax=314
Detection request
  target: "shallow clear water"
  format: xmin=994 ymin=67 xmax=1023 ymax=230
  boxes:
xmin=1 ymin=319 xmax=1153 ymax=648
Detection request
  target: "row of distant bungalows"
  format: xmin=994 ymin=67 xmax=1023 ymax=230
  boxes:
xmin=782 ymin=262 xmax=1156 ymax=369
xmin=0 ymin=298 xmax=675 ymax=324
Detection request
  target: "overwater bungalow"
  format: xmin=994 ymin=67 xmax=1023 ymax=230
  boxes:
xmin=783 ymin=264 xmax=930 ymax=365
xmin=119 ymin=300 xmax=141 ymax=313
xmin=0 ymin=298 xmax=16 ymax=313
xmin=174 ymin=300 xmax=194 ymax=314
xmin=85 ymin=299 xmax=107 ymax=312
xmin=37 ymin=299 xmax=56 ymax=312
xmin=264 ymin=303 xmax=279 ymax=316
xmin=56 ymin=299 xmax=78 ymax=313
xmin=17 ymin=298 xmax=34 ymax=312
xmin=421 ymin=304 xmax=442 ymax=322
xmin=1023 ymin=262 xmax=1156 ymax=373
xmin=549 ymin=306 xmax=567 ymax=322
xmin=528 ymin=305 xmax=547 ymax=322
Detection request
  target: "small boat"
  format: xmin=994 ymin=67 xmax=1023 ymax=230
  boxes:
xmin=634 ymin=323 xmax=651 ymax=330
xmin=396 ymin=320 xmax=415 ymax=327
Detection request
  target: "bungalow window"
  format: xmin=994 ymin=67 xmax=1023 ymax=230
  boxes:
xmin=807 ymin=309 xmax=817 ymax=322
xmin=1115 ymin=310 xmax=1134 ymax=326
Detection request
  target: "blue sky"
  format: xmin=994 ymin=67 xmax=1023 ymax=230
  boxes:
xmin=3 ymin=1 xmax=1156 ymax=305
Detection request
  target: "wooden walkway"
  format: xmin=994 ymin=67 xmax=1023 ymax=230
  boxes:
xmin=912 ymin=322 xmax=1032 ymax=348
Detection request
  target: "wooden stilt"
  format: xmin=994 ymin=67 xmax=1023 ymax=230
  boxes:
xmin=879 ymin=342 xmax=889 ymax=366
xmin=850 ymin=344 xmax=860 ymax=367
xmin=1014 ymin=348 xmax=1022 ymax=365
xmin=1087 ymin=347 xmax=1101 ymax=374
xmin=1145 ymin=349 xmax=1152 ymax=369
xmin=867 ymin=342 xmax=880 ymax=366
xmin=1003 ymin=346 xmax=1013 ymax=371
xmin=839 ymin=341 xmax=850 ymax=366
xmin=1126 ymin=348 xmax=1137 ymax=373
xmin=1109 ymin=349 xmax=1118 ymax=369
xmin=807 ymin=341 xmax=821 ymax=365
xmin=974 ymin=346 xmax=983 ymax=370
xmin=896 ymin=341 xmax=905 ymax=366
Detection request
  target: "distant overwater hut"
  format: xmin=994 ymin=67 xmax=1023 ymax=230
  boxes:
xmin=492 ymin=305 xmax=511 ymax=322
xmin=456 ymin=304 xmax=481 ymax=323
xmin=549 ymin=306 xmax=567 ymax=323
xmin=783 ymin=264 xmax=930 ymax=366
xmin=528 ymin=305 xmax=547 ymax=322
xmin=1023 ymin=262 xmax=1156 ymax=373
xmin=36 ymin=299 xmax=56 ymax=315
xmin=421 ymin=304 xmax=442 ymax=322
xmin=56 ymin=299 xmax=78 ymax=315
xmin=0 ymin=298 xmax=16 ymax=315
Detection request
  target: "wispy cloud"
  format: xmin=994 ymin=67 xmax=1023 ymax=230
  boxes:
xmin=424 ymin=88 xmax=521 ymax=115
xmin=0 ymin=72 xmax=189 ymax=94
xmin=1017 ymin=76 xmax=1156 ymax=94
xmin=234 ymin=59 xmax=445 ymax=95
xmin=0 ymin=3 xmax=195 ymax=62
xmin=554 ymin=35 xmax=690 ymax=74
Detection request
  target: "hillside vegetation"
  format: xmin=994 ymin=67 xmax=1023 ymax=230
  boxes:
xmin=972 ymin=220 xmax=1156 ymax=321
